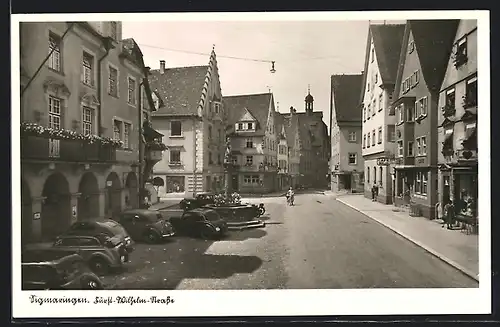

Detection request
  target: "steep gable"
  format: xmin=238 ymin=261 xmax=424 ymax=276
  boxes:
xmin=331 ymin=74 xmax=363 ymax=123
xmin=371 ymin=24 xmax=406 ymax=85
xmin=239 ymin=107 xmax=258 ymax=122
xmin=224 ymin=93 xmax=273 ymax=136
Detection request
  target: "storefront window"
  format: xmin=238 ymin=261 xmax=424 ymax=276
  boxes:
xmin=455 ymin=174 xmax=477 ymax=217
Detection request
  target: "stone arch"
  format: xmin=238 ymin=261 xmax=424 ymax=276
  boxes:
xmin=105 ymin=172 xmax=122 ymax=217
xmin=21 ymin=178 xmax=32 ymax=245
xmin=78 ymin=172 xmax=100 ymax=220
xmin=125 ymin=172 xmax=138 ymax=209
xmin=41 ymin=172 xmax=71 ymax=240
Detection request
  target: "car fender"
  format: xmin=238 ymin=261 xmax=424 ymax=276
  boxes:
xmin=88 ymin=252 xmax=113 ymax=264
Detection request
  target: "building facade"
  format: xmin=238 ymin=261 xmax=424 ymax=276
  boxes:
xmin=360 ymin=24 xmax=405 ymax=204
xmin=224 ymin=93 xmax=278 ymax=194
xmin=297 ymin=90 xmax=330 ymax=189
xmin=330 ymin=74 xmax=364 ymax=193
xmin=149 ymin=50 xmax=226 ymax=197
xmin=20 ymin=22 xmax=158 ymax=243
xmin=283 ymin=107 xmax=301 ymax=188
xmin=276 ymin=113 xmax=290 ymax=190
xmin=437 ymin=20 xmax=478 ymax=222
xmin=392 ymin=20 xmax=459 ymax=219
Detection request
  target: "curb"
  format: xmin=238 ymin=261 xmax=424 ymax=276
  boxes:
xmin=336 ymin=198 xmax=479 ymax=282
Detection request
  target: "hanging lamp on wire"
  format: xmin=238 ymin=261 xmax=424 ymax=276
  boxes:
xmin=270 ymin=61 xmax=276 ymax=73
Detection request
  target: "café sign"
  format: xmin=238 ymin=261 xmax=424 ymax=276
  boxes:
xmin=377 ymin=156 xmax=401 ymax=166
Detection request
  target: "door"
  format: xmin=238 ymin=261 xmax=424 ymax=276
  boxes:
xmin=443 ymin=176 xmax=450 ymax=205
xmin=345 ymin=175 xmax=352 ymax=190
xmin=231 ymin=174 xmax=238 ymax=191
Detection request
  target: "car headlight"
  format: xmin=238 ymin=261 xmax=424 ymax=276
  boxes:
xmin=215 ymin=227 xmax=221 ymax=232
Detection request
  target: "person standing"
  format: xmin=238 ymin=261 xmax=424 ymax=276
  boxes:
xmin=443 ymin=197 xmax=455 ymax=229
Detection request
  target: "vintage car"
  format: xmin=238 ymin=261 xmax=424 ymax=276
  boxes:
xmin=168 ymin=208 xmax=228 ymax=240
xmin=113 ymin=209 xmax=175 ymax=243
xmin=25 ymin=234 xmax=129 ymax=275
xmin=62 ymin=219 xmax=134 ymax=255
xmin=179 ymin=192 xmax=216 ymax=211
xmin=21 ymin=253 xmax=104 ymax=290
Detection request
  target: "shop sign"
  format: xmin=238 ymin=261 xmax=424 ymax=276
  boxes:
xmin=72 ymin=205 xmax=77 ymax=217
xmin=33 ymin=212 xmax=40 ymax=220
xmin=106 ymin=180 xmax=113 ymax=187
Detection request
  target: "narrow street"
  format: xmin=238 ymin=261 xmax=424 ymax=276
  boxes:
xmin=101 ymin=193 xmax=478 ymax=290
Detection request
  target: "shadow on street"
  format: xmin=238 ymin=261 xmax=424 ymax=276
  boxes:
xmin=219 ymin=228 xmax=267 ymax=241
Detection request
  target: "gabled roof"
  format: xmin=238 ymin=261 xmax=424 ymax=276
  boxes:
xmin=360 ymin=24 xmax=405 ymax=103
xmin=149 ymin=65 xmax=209 ymax=117
xmin=409 ymin=20 xmax=459 ymax=92
xmin=295 ymin=111 xmax=325 ymax=148
xmin=275 ymin=112 xmax=286 ymax=140
xmin=239 ymin=108 xmax=258 ymax=122
xmin=283 ymin=115 xmax=295 ymax=147
xmin=331 ymin=74 xmax=363 ymax=123
xmin=223 ymin=93 xmax=273 ymax=136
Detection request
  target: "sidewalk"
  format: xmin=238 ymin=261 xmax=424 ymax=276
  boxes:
xmin=149 ymin=199 xmax=180 ymax=210
xmin=336 ymin=195 xmax=479 ymax=281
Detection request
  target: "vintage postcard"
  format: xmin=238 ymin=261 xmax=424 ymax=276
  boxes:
xmin=11 ymin=10 xmax=490 ymax=318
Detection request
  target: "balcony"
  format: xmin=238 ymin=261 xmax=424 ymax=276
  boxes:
xmin=21 ymin=135 xmax=116 ymax=162
xmin=146 ymin=149 xmax=163 ymax=162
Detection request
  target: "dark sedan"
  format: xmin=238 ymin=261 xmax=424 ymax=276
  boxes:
xmin=114 ymin=209 xmax=175 ymax=243
xmin=179 ymin=192 xmax=215 ymax=211
xmin=169 ymin=208 xmax=228 ymax=240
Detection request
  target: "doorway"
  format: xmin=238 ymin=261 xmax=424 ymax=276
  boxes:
xmin=231 ymin=174 xmax=239 ymax=191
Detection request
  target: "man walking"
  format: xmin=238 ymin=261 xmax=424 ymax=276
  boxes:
xmin=443 ymin=197 xmax=455 ymax=229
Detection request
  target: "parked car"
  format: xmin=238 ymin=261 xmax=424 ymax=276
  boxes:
xmin=179 ymin=192 xmax=215 ymax=211
xmin=25 ymin=235 xmax=129 ymax=275
xmin=62 ymin=219 xmax=134 ymax=255
xmin=114 ymin=209 xmax=175 ymax=243
xmin=168 ymin=208 xmax=228 ymax=239
xmin=21 ymin=253 xmax=104 ymax=290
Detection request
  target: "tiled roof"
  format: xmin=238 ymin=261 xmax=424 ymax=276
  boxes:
xmin=275 ymin=112 xmax=286 ymax=140
xmin=149 ymin=65 xmax=209 ymax=116
xmin=409 ymin=20 xmax=459 ymax=92
xmin=296 ymin=111 xmax=325 ymax=148
xmin=371 ymin=24 xmax=406 ymax=85
xmin=331 ymin=74 xmax=363 ymax=123
xmin=223 ymin=93 xmax=273 ymax=136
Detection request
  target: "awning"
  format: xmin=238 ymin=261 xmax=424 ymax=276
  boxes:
xmin=143 ymin=123 xmax=163 ymax=139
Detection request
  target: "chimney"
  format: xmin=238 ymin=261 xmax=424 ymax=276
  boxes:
xmin=160 ymin=60 xmax=165 ymax=74
xmin=290 ymin=106 xmax=294 ymax=114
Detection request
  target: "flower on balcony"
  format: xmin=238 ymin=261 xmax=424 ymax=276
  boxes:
xmin=145 ymin=139 xmax=167 ymax=151
xmin=21 ymin=122 xmax=123 ymax=148
xmin=441 ymin=104 xmax=456 ymax=117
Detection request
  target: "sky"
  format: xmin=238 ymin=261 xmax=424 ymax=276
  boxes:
xmin=123 ymin=20 xmax=401 ymax=131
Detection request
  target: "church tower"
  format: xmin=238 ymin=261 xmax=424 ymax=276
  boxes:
xmin=305 ymin=85 xmax=314 ymax=114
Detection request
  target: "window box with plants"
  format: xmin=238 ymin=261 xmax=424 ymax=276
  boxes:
xmin=441 ymin=104 xmax=456 ymax=118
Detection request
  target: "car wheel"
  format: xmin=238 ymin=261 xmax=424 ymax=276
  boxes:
xmin=82 ymin=277 xmax=104 ymax=290
xmin=258 ymin=207 xmax=265 ymax=216
xmin=89 ymin=258 xmax=110 ymax=276
xmin=145 ymin=230 xmax=160 ymax=243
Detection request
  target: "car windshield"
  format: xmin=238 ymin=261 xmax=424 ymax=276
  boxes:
xmin=204 ymin=210 xmax=221 ymax=222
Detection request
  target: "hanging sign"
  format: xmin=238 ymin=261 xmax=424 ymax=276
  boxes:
xmin=106 ymin=181 xmax=113 ymax=187
xmin=33 ymin=212 xmax=40 ymax=220
xmin=72 ymin=205 xmax=77 ymax=217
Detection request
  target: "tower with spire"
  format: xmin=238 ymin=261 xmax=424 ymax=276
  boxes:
xmin=305 ymin=84 xmax=314 ymax=114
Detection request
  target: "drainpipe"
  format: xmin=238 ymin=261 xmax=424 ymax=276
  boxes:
xmin=97 ymin=37 xmax=113 ymax=136
xmin=138 ymin=81 xmax=144 ymax=208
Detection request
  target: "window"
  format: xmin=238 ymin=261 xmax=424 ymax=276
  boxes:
xmin=248 ymin=122 xmax=253 ymax=130
xmin=407 ymin=104 xmax=415 ymax=122
xmin=445 ymin=88 xmax=456 ymax=109
xmin=170 ymin=150 xmax=181 ymax=164
xmin=363 ymin=107 xmax=366 ymax=121
xmin=246 ymin=156 xmax=253 ymax=165
xmin=414 ymin=70 xmax=420 ymax=86
xmin=123 ymin=123 xmax=131 ymax=149
xmin=170 ymin=121 xmax=182 ymax=136
xmin=422 ymin=172 xmax=428 ymax=195
xmin=397 ymin=104 xmax=404 ymax=123
xmin=231 ymin=155 xmax=238 ymax=165
xmin=237 ymin=123 xmax=243 ymax=130
xmin=379 ymin=167 xmax=383 ymax=186
xmin=367 ymin=168 xmax=370 ymax=183
xmin=127 ymin=77 xmax=136 ymax=105
xmin=348 ymin=153 xmax=357 ymax=165
xmin=213 ymin=102 xmax=221 ymax=114
xmin=80 ymin=52 xmax=93 ymax=87
xmin=373 ymin=167 xmax=377 ymax=184
xmin=367 ymin=134 xmax=371 ymax=148
xmin=378 ymin=94 xmax=383 ymax=111
xmin=348 ymin=131 xmax=356 ymax=142
xmin=407 ymin=141 xmax=414 ymax=157
xmin=375 ymin=72 xmax=378 ymax=84
xmin=113 ymin=120 xmax=121 ymax=140
xmin=244 ymin=175 xmax=260 ymax=184
xmin=372 ymin=99 xmax=376 ymax=116
xmin=455 ymin=37 xmax=468 ymax=67
xmin=363 ymin=134 xmax=366 ymax=148
xmin=397 ymin=140 xmax=403 ymax=157
xmin=387 ymin=125 xmax=396 ymax=142
xmin=48 ymin=96 xmax=62 ymax=130
xmin=246 ymin=138 xmax=253 ymax=148
xmin=82 ymin=107 xmax=94 ymax=135
xmin=108 ymin=66 xmax=118 ymax=97
xmin=421 ymin=136 xmax=427 ymax=155
xmin=416 ymin=97 xmax=428 ymax=117
xmin=371 ymin=47 xmax=375 ymax=62
xmin=208 ymin=152 xmax=213 ymax=164
xmin=377 ymin=127 xmax=382 ymax=144
xmin=408 ymin=41 xmax=415 ymax=53
xmin=416 ymin=138 xmax=422 ymax=156
xmin=48 ymin=33 xmax=61 ymax=71
xmin=465 ymin=76 xmax=478 ymax=108
xmin=208 ymin=125 xmax=212 ymax=141
xmin=367 ymin=104 xmax=371 ymax=118
xmin=372 ymin=130 xmax=375 ymax=146
xmin=415 ymin=171 xmax=428 ymax=195
xmin=110 ymin=21 xmax=117 ymax=40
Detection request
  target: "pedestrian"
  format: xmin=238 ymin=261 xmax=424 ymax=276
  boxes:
xmin=371 ymin=184 xmax=376 ymax=201
xmin=443 ymin=197 xmax=455 ymax=229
